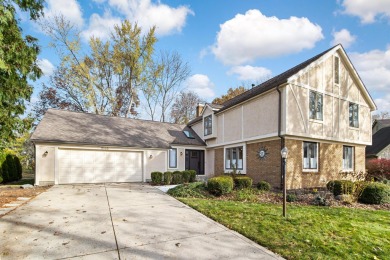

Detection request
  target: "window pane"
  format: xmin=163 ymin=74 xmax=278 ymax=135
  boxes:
xmin=237 ymin=147 xmax=243 ymax=169
xmin=225 ymin=148 xmax=231 ymax=169
xmin=303 ymin=142 xmax=317 ymax=169
xmin=334 ymin=56 xmax=339 ymax=84
xmin=343 ymin=146 xmax=353 ymax=170
xmin=169 ymin=149 xmax=177 ymax=168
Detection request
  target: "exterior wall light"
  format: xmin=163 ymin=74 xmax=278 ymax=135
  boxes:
xmin=149 ymin=154 xmax=153 ymax=159
xmin=43 ymin=151 xmax=48 ymax=156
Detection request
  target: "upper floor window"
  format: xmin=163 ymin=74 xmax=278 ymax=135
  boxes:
xmin=349 ymin=102 xmax=359 ymax=128
xmin=168 ymin=148 xmax=177 ymax=168
xmin=309 ymin=91 xmax=323 ymax=120
xmin=204 ymin=115 xmax=212 ymax=136
xmin=343 ymin=146 xmax=354 ymax=171
xmin=334 ymin=56 xmax=340 ymax=84
xmin=225 ymin=146 xmax=244 ymax=170
xmin=303 ymin=142 xmax=318 ymax=170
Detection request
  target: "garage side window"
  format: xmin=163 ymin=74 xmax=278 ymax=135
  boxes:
xmin=169 ymin=148 xmax=177 ymax=168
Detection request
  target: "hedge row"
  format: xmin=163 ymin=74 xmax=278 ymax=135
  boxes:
xmin=151 ymin=170 xmax=197 ymax=185
xmin=327 ymin=180 xmax=390 ymax=204
xmin=206 ymin=176 xmax=269 ymax=196
xmin=0 ymin=154 xmax=22 ymax=183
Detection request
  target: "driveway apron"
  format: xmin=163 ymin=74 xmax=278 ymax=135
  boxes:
xmin=0 ymin=183 xmax=283 ymax=259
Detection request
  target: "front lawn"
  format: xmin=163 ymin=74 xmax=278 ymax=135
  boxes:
xmin=179 ymin=198 xmax=390 ymax=260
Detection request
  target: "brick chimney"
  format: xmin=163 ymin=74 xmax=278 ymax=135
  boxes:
xmin=196 ymin=103 xmax=205 ymax=117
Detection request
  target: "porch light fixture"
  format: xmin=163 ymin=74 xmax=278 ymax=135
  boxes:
xmin=149 ymin=154 xmax=153 ymax=159
xmin=281 ymin=147 xmax=288 ymax=217
xmin=43 ymin=151 xmax=48 ymax=157
xmin=180 ymin=152 xmax=183 ymax=156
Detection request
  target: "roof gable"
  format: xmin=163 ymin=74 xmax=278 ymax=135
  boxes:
xmin=31 ymin=109 xmax=205 ymax=148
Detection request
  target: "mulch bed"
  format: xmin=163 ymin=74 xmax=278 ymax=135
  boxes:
xmin=0 ymin=186 xmax=51 ymax=208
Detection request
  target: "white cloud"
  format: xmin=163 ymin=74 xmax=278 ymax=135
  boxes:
xmin=349 ymin=47 xmax=390 ymax=93
xmin=81 ymin=11 xmax=121 ymax=40
xmin=37 ymin=59 xmax=55 ymax=76
xmin=44 ymin=0 xmax=84 ymax=28
xmin=374 ymin=94 xmax=390 ymax=113
xmin=228 ymin=65 xmax=272 ymax=81
xmin=186 ymin=74 xmax=215 ymax=99
xmin=107 ymin=0 xmax=194 ymax=36
xmin=342 ymin=0 xmax=390 ymax=23
xmin=211 ymin=10 xmax=323 ymax=65
xmin=331 ymin=29 xmax=356 ymax=48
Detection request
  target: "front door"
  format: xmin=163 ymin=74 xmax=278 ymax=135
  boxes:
xmin=185 ymin=150 xmax=204 ymax=175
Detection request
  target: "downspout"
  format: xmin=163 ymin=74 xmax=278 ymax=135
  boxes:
xmin=276 ymin=85 xmax=285 ymax=189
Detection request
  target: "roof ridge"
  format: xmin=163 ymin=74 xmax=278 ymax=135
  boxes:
xmin=46 ymin=108 xmax=186 ymax=127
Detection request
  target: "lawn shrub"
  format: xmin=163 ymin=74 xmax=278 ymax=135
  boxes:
xmin=182 ymin=170 xmax=191 ymax=183
xmin=326 ymin=180 xmax=335 ymax=192
xmin=151 ymin=171 xmax=163 ymax=184
xmin=188 ymin=170 xmax=197 ymax=182
xmin=257 ymin=181 xmax=271 ymax=191
xmin=358 ymin=182 xmax=390 ymax=204
xmin=163 ymin=171 xmax=173 ymax=185
xmin=332 ymin=180 xmax=354 ymax=196
xmin=167 ymin=182 xmax=208 ymax=198
xmin=14 ymin=155 xmax=22 ymax=180
xmin=313 ymin=195 xmax=329 ymax=206
xmin=1 ymin=154 xmax=18 ymax=183
xmin=172 ymin=171 xmax=183 ymax=184
xmin=207 ymin=176 xmax=234 ymax=196
xmin=234 ymin=176 xmax=253 ymax=189
xmin=1 ymin=157 xmax=9 ymax=183
xmin=287 ymin=194 xmax=297 ymax=202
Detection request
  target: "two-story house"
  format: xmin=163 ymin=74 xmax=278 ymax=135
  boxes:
xmin=32 ymin=44 xmax=375 ymax=188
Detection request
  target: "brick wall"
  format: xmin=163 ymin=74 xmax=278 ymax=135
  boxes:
xmin=246 ymin=139 xmax=282 ymax=188
xmin=286 ymin=139 xmax=366 ymax=189
xmin=214 ymin=148 xmax=224 ymax=175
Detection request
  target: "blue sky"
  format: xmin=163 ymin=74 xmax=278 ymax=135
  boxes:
xmin=20 ymin=0 xmax=390 ymax=117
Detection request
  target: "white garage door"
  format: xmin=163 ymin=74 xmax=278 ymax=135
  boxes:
xmin=58 ymin=149 xmax=143 ymax=184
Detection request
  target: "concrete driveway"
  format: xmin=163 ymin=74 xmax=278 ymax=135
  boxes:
xmin=0 ymin=183 xmax=282 ymax=259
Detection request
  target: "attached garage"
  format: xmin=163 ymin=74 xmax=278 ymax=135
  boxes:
xmin=31 ymin=109 xmax=206 ymax=186
xmin=57 ymin=149 xmax=143 ymax=184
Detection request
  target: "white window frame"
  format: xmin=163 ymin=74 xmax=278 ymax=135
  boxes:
xmin=342 ymin=146 xmax=354 ymax=171
xmin=349 ymin=102 xmax=359 ymax=128
xmin=168 ymin=148 xmax=177 ymax=169
xmin=224 ymin=143 xmax=246 ymax=174
xmin=204 ymin=115 xmax=212 ymax=136
xmin=309 ymin=90 xmax=323 ymax=121
xmin=302 ymin=142 xmax=318 ymax=172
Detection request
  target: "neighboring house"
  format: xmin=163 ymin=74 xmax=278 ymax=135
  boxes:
xmin=366 ymin=126 xmax=390 ymax=159
xmin=32 ymin=44 xmax=376 ymax=188
xmin=372 ymin=119 xmax=390 ymax=134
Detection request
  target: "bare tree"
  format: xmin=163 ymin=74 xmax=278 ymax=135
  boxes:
xmin=372 ymin=111 xmax=390 ymax=121
xmin=170 ymin=91 xmax=201 ymax=124
xmin=142 ymin=50 xmax=191 ymax=122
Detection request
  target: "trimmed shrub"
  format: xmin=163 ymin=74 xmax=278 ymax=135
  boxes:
xmin=287 ymin=194 xmax=297 ymax=202
xmin=326 ymin=180 xmax=335 ymax=192
xmin=257 ymin=181 xmax=271 ymax=191
xmin=6 ymin=154 xmax=17 ymax=182
xmin=332 ymin=180 xmax=354 ymax=196
xmin=1 ymin=159 xmax=9 ymax=183
xmin=151 ymin=171 xmax=163 ymax=185
xmin=14 ymin=155 xmax=23 ymax=180
xmin=358 ymin=182 xmax=390 ymax=204
xmin=172 ymin=171 xmax=183 ymax=184
xmin=163 ymin=171 xmax=173 ymax=185
xmin=207 ymin=176 xmax=234 ymax=196
xmin=182 ymin=170 xmax=191 ymax=183
xmin=234 ymin=176 xmax=253 ymax=189
xmin=188 ymin=170 xmax=197 ymax=182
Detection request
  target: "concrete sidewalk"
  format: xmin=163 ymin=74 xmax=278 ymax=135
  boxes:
xmin=0 ymin=183 xmax=283 ymax=259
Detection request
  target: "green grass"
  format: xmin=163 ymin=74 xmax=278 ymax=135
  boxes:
xmin=179 ymin=198 xmax=390 ymax=260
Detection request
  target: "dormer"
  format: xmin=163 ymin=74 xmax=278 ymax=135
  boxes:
xmin=200 ymin=103 xmax=222 ymax=140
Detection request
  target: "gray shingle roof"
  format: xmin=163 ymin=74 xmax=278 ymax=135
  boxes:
xmin=31 ymin=109 xmax=206 ymax=148
xmin=215 ymin=45 xmax=337 ymax=114
xmin=366 ymin=126 xmax=390 ymax=156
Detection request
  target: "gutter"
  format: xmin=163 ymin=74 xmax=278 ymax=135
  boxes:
xmin=276 ymin=85 xmax=285 ymax=189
